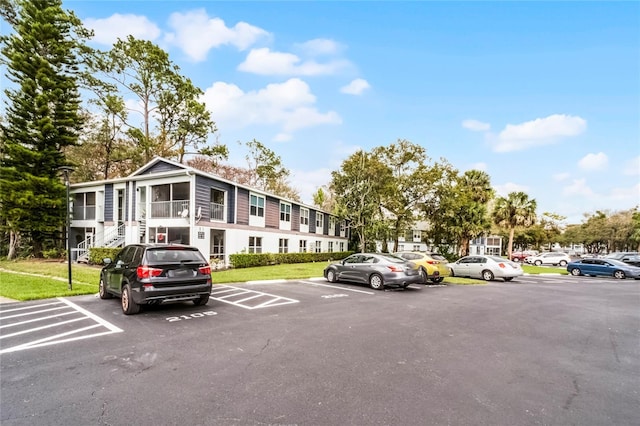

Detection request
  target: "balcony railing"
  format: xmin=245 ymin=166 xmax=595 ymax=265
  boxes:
xmin=210 ymin=202 xmax=224 ymax=221
xmin=150 ymin=200 xmax=190 ymax=218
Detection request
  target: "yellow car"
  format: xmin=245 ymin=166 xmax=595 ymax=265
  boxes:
xmin=395 ymin=251 xmax=451 ymax=284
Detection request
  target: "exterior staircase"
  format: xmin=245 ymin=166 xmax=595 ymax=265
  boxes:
xmin=75 ymin=224 xmax=126 ymax=263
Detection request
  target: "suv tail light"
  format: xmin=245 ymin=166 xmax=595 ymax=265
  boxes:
xmin=198 ymin=265 xmax=211 ymax=275
xmin=137 ymin=265 xmax=163 ymax=279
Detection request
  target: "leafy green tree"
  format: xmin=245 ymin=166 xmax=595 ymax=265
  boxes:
xmin=0 ymin=0 xmax=89 ymax=258
xmin=244 ymin=139 xmax=299 ymax=200
xmin=91 ymin=36 xmax=220 ymax=166
xmin=331 ymin=150 xmax=390 ymax=252
xmin=423 ymin=167 xmax=493 ymax=256
xmin=492 ymin=192 xmax=537 ymax=260
xmin=372 ymin=139 xmax=441 ymax=252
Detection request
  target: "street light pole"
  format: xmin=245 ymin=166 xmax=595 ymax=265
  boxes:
xmin=58 ymin=166 xmax=74 ymax=290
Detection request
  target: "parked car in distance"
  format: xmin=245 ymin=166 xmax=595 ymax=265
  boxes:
xmin=447 ymin=255 xmax=524 ymax=282
xmin=604 ymin=252 xmax=638 ymax=262
xmin=394 ymin=251 xmax=450 ymax=283
xmin=621 ymin=255 xmax=640 ymax=267
xmin=324 ymin=253 xmax=423 ymax=290
xmin=567 ymin=258 xmax=640 ymax=279
xmin=510 ymin=250 xmax=538 ymax=262
xmin=100 ymin=244 xmax=212 ymax=315
xmin=525 ymin=252 xmax=571 ymax=266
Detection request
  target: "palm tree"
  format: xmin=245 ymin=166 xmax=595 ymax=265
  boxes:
xmin=492 ymin=192 xmax=537 ymax=259
xmin=460 ymin=170 xmax=494 ymax=203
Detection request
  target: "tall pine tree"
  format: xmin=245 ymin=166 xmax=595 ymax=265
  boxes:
xmin=0 ymin=0 xmax=89 ymax=258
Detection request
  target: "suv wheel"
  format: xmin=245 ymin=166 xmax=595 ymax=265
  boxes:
xmin=99 ymin=276 xmax=112 ymax=299
xmin=193 ymin=293 xmax=210 ymax=306
xmin=121 ymin=284 xmax=140 ymax=315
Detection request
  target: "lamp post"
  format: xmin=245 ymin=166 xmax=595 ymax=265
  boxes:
xmin=58 ymin=166 xmax=74 ymax=290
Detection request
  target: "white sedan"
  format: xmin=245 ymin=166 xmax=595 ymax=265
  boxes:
xmin=448 ymin=255 xmax=524 ymax=282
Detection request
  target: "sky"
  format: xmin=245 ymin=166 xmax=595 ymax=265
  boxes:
xmin=62 ymin=1 xmax=640 ymax=224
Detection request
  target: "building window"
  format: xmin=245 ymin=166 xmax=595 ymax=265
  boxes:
xmin=328 ymin=241 xmax=334 ymax=252
xmin=487 ymin=237 xmax=500 ymax=246
xmin=279 ymin=238 xmax=289 ymax=253
xmin=150 ymin=182 xmax=190 ymax=218
xmin=413 ymin=245 xmax=421 ymax=251
xmin=315 ymin=241 xmax=322 ymax=253
xmin=413 ymin=230 xmax=421 ymax=241
xmin=329 ymin=217 xmax=336 ymax=234
xmin=249 ymin=236 xmax=262 ymax=254
xmin=73 ymin=192 xmax=96 ymax=220
xmin=149 ymin=227 xmax=190 ymax=245
xmin=300 ymin=208 xmax=309 ymax=225
xmin=299 ymin=240 xmax=307 ymax=252
xmin=340 ymin=221 xmax=346 ymax=234
xmin=316 ymin=212 xmax=324 ymax=229
xmin=210 ymin=188 xmax=225 ymax=221
xmin=250 ymin=194 xmax=265 ymax=217
xmin=280 ymin=203 xmax=291 ymax=222
xmin=339 ymin=242 xmax=344 ymax=252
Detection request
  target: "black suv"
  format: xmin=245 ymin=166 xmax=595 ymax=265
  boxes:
xmin=100 ymin=244 xmax=212 ymax=315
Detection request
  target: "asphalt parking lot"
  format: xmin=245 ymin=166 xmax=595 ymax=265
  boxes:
xmin=1 ymin=274 xmax=639 ymax=426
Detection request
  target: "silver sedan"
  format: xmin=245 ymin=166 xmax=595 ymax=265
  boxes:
xmin=324 ymin=253 xmax=422 ymax=290
xmin=448 ymin=255 xmax=524 ymax=282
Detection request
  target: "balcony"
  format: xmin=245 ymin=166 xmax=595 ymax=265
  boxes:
xmin=210 ymin=202 xmax=225 ymax=221
xmin=150 ymin=200 xmax=190 ymax=218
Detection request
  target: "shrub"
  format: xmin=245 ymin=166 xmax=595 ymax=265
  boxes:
xmin=88 ymin=247 xmax=121 ymax=265
xmin=229 ymin=251 xmax=353 ymax=269
xmin=42 ymin=248 xmax=64 ymax=259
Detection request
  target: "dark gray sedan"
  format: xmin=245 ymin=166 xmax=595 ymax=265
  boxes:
xmin=324 ymin=253 xmax=422 ymax=290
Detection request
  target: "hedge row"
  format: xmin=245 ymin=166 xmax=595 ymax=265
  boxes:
xmin=229 ymin=251 xmax=353 ymax=269
xmin=88 ymin=247 xmax=121 ymax=265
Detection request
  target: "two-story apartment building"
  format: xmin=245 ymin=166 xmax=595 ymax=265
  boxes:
xmin=68 ymin=157 xmax=349 ymax=265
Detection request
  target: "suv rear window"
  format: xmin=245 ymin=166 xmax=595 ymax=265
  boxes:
xmin=145 ymin=248 xmax=205 ymax=264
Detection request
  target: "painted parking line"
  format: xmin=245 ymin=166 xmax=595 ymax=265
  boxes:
xmin=209 ymin=285 xmax=299 ymax=310
xmin=298 ymin=280 xmax=376 ymax=295
xmin=0 ymin=298 xmax=123 ymax=355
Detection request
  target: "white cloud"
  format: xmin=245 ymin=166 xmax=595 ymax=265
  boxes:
xmin=494 ymin=182 xmax=529 ymax=197
xmin=165 ymin=9 xmax=270 ymax=62
xmin=340 ymin=78 xmax=371 ymax=95
xmin=84 ymin=14 xmax=161 ymax=45
xmin=462 ymin=119 xmax=491 ymax=132
xmin=491 ymin=114 xmax=587 ymax=152
xmin=623 ymin=156 xmax=640 ymax=176
xmin=563 ymin=178 xmax=595 ymax=197
xmin=294 ymin=38 xmax=344 ymax=56
xmin=578 ymin=152 xmax=608 ymax=171
xmin=553 ymin=172 xmax=570 ymax=181
xmin=238 ymin=48 xmax=350 ymax=76
xmin=201 ymin=78 xmax=341 ymax=138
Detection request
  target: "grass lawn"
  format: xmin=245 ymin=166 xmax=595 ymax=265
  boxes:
xmin=0 ymin=259 xmax=567 ymax=301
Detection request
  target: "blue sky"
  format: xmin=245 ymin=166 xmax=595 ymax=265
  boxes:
xmin=64 ymin=1 xmax=638 ymax=224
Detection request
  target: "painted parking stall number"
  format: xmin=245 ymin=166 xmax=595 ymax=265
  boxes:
xmin=166 ymin=311 xmax=217 ymax=322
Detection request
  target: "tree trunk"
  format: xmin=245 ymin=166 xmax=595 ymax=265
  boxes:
xmin=507 ymin=228 xmax=515 ymax=259
xmin=7 ymin=230 xmax=19 ymax=260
